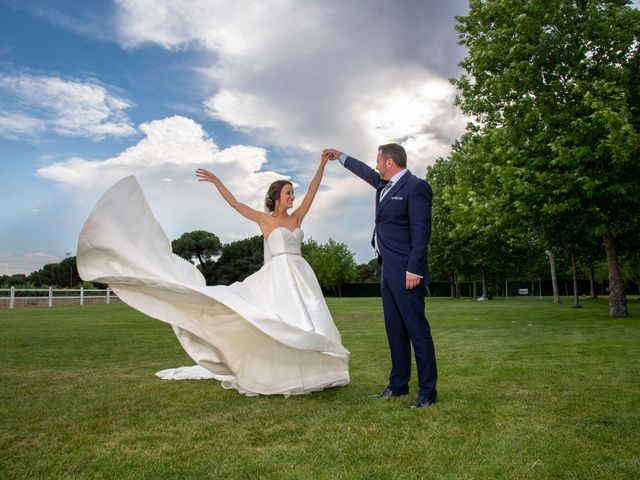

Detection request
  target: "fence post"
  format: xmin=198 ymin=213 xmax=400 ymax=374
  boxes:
xmin=538 ymin=277 xmax=542 ymax=299
xmin=10 ymin=286 xmax=15 ymax=309
xmin=106 ymin=288 xmax=111 ymax=305
xmin=48 ymin=287 xmax=53 ymax=307
xmin=80 ymin=287 xmax=84 ymax=306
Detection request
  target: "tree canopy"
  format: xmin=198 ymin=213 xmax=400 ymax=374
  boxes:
xmin=302 ymin=238 xmax=357 ymax=296
xmin=171 ymin=230 xmax=222 ymax=266
xmin=208 ymin=235 xmax=264 ymax=285
xmin=451 ymin=0 xmax=640 ymax=316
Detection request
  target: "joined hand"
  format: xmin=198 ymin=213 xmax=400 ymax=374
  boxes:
xmin=322 ymin=148 xmax=343 ymax=161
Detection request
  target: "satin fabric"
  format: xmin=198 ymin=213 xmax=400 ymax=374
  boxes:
xmin=76 ymin=176 xmax=350 ymax=396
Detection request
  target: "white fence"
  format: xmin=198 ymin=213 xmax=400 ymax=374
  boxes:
xmin=0 ymin=287 xmax=119 ymax=308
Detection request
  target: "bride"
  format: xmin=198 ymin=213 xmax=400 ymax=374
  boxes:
xmin=76 ymin=152 xmax=349 ymax=396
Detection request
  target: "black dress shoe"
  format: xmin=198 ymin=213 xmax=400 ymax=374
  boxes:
xmin=369 ymin=388 xmax=408 ymax=398
xmin=409 ymin=390 xmax=437 ymax=409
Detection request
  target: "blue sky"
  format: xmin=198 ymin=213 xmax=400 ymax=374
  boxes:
xmin=0 ymin=0 xmax=475 ymax=275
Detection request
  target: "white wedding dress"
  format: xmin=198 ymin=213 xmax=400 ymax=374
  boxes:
xmin=76 ymin=176 xmax=350 ymax=396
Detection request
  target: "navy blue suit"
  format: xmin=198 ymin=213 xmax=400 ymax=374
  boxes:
xmin=344 ymin=156 xmax=437 ymax=396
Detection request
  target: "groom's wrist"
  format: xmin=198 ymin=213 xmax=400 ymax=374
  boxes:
xmin=338 ymin=153 xmax=348 ymax=165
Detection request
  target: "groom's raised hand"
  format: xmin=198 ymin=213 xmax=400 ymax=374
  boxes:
xmin=322 ymin=148 xmax=343 ymax=161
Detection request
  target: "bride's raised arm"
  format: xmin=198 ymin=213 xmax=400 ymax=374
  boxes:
xmin=292 ymin=152 xmax=330 ymax=224
xmin=196 ymin=168 xmax=266 ymax=225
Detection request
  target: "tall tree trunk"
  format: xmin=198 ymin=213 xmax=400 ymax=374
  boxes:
xmin=570 ymin=245 xmax=580 ymax=307
xmin=454 ymin=272 xmax=461 ymax=299
xmin=450 ymin=272 xmax=456 ymax=299
xmin=588 ymin=266 xmax=597 ymax=299
xmin=481 ymin=266 xmax=488 ymax=297
xmin=602 ymin=227 xmax=628 ymax=317
xmin=547 ymin=249 xmax=561 ymax=304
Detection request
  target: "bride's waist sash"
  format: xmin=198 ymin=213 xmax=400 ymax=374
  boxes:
xmin=270 ymin=251 xmax=301 ymax=257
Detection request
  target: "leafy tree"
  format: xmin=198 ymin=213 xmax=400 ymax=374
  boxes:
xmin=302 ymin=238 xmax=357 ymax=296
xmin=171 ymin=230 xmax=222 ymax=267
xmin=26 ymin=256 xmax=80 ymax=287
xmin=449 ymin=131 xmax=542 ymax=297
xmin=453 ymin=0 xmax=640 ymax=316
xmin=428 ymin=134 xmax=547 ymax=299
xmin=427 ymin=152 xmax=462 ymax=297
xmin=60 ymin=256 xmax=80 ymax=288
xmin=2 ymin=274 xmax=27 ymax=287
xmin=209 ymin=235 xmax=263 ymax=285
xmin=575 ymin=236 xmax=606 ymax=299
xmin=623 ymin=263 xmax=640 ymax=295
xmin=356 ymin=258 xmax=380 ymax=283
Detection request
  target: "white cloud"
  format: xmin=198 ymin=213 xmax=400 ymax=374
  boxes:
xmin=115 ymin=0 xmax=315 ymax=58
xmin=37 ymin=115 xmax=288 ymax=245
xmin=0 ymin=72 xmax=136 ymax=140
xmin=204 ymin=89 xmax=290 ymax=132
xmin=113 ymin=0 xmax=469 ymax=174
xmin=34 ymin=114 xmax=383 ymax=262
xmin=19 ymin=1 xmax=472 ymax=265
xmin=38 ymin=115 xmax=237 ymax=186
xmin=299 ymin=171 xmax=378 ymax=260
xmin=350 ymin=71 xmax=468 ymax=173
xmin=0 ymin=252 xmax=60 ymax=276
xmin=0 ymin=112 xmax=47 ymax=139
xmin=153 ymin=0 xmax=468 ymax=260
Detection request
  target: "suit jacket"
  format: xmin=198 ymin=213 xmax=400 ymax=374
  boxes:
xmin=344 ymin=156 xmax=432 ymax=284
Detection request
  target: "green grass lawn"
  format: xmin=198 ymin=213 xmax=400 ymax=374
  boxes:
xmin=1 ymin=296 xmax=639 ymax=479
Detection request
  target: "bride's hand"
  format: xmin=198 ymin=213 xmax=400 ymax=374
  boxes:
xmin=196 ymin=168 xmax=218 ymax=184
xmin=321 ymin=151 xmax=331 ymax=165
xmin=322 ymin=148 xmax=342 ymax=161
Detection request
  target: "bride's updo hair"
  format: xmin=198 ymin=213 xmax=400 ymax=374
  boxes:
xmin=265 ymin=180 xmax=293 ymax=213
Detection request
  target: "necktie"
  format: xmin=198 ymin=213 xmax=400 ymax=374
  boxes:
xmin=379 ymin=181 xmax=393 ymax=202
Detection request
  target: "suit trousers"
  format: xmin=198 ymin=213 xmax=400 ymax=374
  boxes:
xmin=380 ymin=266 xmax=438 ymax=395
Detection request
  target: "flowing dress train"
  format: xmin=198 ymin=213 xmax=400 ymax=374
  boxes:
xmin=76 ymin=176 xmax=350 ymax=396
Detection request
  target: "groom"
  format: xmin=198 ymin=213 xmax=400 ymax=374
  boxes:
xmin=324 ymin=144 xmax=438 ymax=408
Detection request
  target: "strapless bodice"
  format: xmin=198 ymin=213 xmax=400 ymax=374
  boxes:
xmin=266 ymin=227 xmax=303 ymax=256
